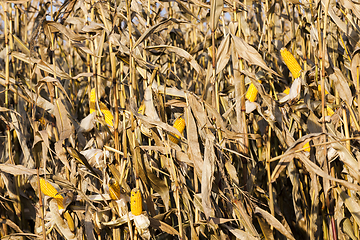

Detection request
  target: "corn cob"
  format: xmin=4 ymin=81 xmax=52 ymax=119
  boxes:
xmin=245 ymin=81 xmax=262 ymax=102
xmin=283 ymin=87 xmax=290 ymax=95
xmin=108 ymin=179 xmax=121 ymax=200
xmin=40 ymin=178 xmax=64 ymax=210
xmin=89 ymin=88 xmax=114 ymax=127
xmin=327 ymin=106 xmax=335 ymax=116
xmin=280 ymin=48 xmax=302 ymax=79
xmin=40 ymin=178 xmax=75 ymax=231
xmin=130 ymin=188 xmax=142 ymax=216
xmin=317 ymin=85 xmax=329 ymax=95
xmin=303 ymin=142 xmax=310 ymax=152
xmin=63 ymin=211 xmax=75 ymax=232
xmin=169 ymin=117 xmax=185 ymax=144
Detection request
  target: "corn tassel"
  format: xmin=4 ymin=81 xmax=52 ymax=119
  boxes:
xmin=131 ymin=188 xmax=142 ymax=216
xmin=89 ymin=88 xmax=114 ymax=127
xmin=245 ymin=81 xmax=262 ymax=102
xmin=108 ymin=179 xmax=121 ymax=200
xmin=169 ymin=117 xmax=185 ymax=144
xmin=280 ymin=48 xmax=302 ymax=79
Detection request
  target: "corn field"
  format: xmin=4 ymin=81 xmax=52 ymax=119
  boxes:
xmin=2 ymin=0 xmax=360 ymax=239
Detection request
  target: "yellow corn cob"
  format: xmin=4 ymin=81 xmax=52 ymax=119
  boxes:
xmin=245 ymin=81 xmax=262 ymax=102
xmin=169 ymin=117 xmax=185 ymax=144
xmin=89 ymin=88 xmax=114 ymax=127
xmin=303 ymin=142 xmax=310 ymax=152
xmin=108 ymin=179 xmax=121 ymax=200
xmin=280 ymin=48 xmax=302 ymax=79
xmin=283 ymin=87 xmax=290 ymax=95
xmin=63 ymin=211 xmax=75 ymax=232
xmin=39 ymin=178 xmax=75 ymax=232
xmin=89 ymin=88 xmax=97 ymax=103
xmin=39 ymin=178 xmax=64 ymax=210
xmin=327 ymin=106 xmax=335 ymax=116
xmin=131 ymin=188 xmax=142 ymax=216
xmin=318 ymin=85 xmax=329 ymax=95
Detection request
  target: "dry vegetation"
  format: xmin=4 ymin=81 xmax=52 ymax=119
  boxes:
xmin=2 ymin=0 xmax=360 ymax=239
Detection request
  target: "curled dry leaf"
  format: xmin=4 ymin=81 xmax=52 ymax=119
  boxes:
xmin=0 ymin=164 xmax=38 ymax=176
xmin=201 ymin=137 xmax=216 ymax=220
xmin=254 ymin=207 xmax=295 ymax=240
xmin=337 ymin=187 xmax=360 ymax=227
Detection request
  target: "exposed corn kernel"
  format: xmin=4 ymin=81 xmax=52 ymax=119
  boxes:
xmin=169 ymin=117 xmax=185 ymax=144
xmin=131 ymin=188 xmax=142 ymax=216
xmin=280 ymin=48 xmax=302 ymax=79
xmin=89 ymin=88 xmax=114 ymax=127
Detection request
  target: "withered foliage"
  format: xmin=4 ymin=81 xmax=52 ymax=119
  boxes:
xmin=1 ymin=0 xmax=360 ymax=239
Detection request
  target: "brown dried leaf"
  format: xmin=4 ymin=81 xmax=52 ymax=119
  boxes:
xmin=10 ymin=112 xmax=35 ymax=168
xmin=0 ymin=164 xmax=38 ymax=175
xmin=44 ymin=21 xmax=87 ymax=41
xmin=254 ymin=207 xmax=296 ymax=240
xmin=144 ymin=86 xmax=161 ymax=121
xmin=337 ymin=187 xmax=360 ymax=227
xmin=146 ymin=45 xmax=205 ymax=78
xmin=233 ymin=199 xmax=259 ymax=237
xmin=49 ymin=200 xmax=76 ymax=240
xmin=328 ymin=67 xmax=352 ymax=104
xmin=149 ymin=217 xmax=180 ymax=236
xmin=351 ymin=48 xmax=360 ymax=88
xmin=54 ymin=99 xmax=73 ymax=140
xmin=330 ymin=140 xmax=360 ymax=181
xmin=37 ymin=76 xmax=71 ymax=103
xmin=222 ymin=224 xmax=259 ymax=240
xmin=231 ymin=35 xmax=278 ymax=76
xmin=12 ymin=52 xmax=71 ymax=80
xmin=185 ymin=106 xmax=204 ymax=178
xmin=201 ymin=137 xmax=215 ymax=219
xmin=210 ymin=0 xmax=223 ymax=30
xmin=133 ymin=18 xmax=186 ymax=49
